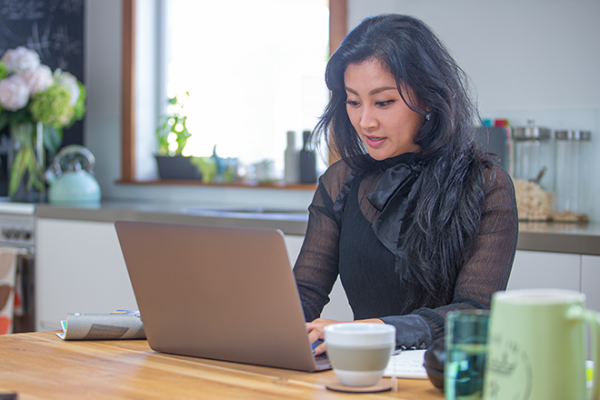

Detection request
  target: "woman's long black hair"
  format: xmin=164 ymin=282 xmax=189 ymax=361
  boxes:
xmin=314 ymin=14 xmax=493 ymax=306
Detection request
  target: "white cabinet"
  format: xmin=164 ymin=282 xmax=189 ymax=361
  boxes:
xmin=36 ymin=220 xmax=353 ymax=332
xmin=507 ymin=250 xmax=581 ymax=291
xmin=581 ymin=255 xmax=600 ymax=312
xmin=36 ymin=219 xmax=137 ymax=331
xmin=508 ymin=251 xmax=600 ymax=313
xmin=36 ymin=218 xmax=595 ymax=332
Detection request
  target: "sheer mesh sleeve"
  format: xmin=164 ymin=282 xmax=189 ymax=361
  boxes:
xmin=293 ymin=161 xmax=353 ymax=322
xmin=294 ymin=161 xmax=518 ymax=347
xmin=408 ymin=164 xmax=519 ymax=340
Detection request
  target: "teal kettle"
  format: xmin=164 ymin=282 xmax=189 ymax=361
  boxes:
xmin=45 ymin=145 xmax=101 ymax=206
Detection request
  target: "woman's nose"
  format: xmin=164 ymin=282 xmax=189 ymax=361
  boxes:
xmin=360 ymin=106 xmax=378 ymax=131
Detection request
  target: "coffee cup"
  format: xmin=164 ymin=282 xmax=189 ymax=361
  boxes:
xmin=483 ymin=288 xmax=600 ymax=400
xmin=324 ymin=323 xmax=396 ymax=387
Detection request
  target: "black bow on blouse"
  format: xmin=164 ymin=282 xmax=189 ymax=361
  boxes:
xmin=368 ymin=153 xmax=422 ymax=274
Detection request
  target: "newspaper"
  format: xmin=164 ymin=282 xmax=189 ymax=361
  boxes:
xmin=56 ymin=311 xmax=146 ymax=340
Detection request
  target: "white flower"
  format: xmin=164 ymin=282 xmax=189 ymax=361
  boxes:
xmin=0 ymin=75 xmax=30 ymax=111
xmin=20 ymin=65 xmax=53 ymax=94
xmin=54 ymin=70 xmax=80 ymax=106
xmin=1 ymin=46 xmax=40 ymax=75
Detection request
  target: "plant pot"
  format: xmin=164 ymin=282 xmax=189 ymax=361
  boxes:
xmin=155 ymin=155 xmax=202 ymax=180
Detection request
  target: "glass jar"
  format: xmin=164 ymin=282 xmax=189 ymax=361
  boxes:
xmin=511 ymin=120 xmax=554 ymax=221
xmin=553 ymin=130 xmax=591 ymax=222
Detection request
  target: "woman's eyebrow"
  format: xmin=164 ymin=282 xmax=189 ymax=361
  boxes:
xmin=344 ymin=86 xmax=398 ymax=96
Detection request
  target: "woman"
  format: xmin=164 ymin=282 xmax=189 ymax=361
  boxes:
xmin=293 ymin=14 xmax=518 ymax=355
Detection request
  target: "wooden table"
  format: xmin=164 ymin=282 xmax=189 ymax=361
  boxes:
xmin=0 ymin=332 xmax=444 ymax=400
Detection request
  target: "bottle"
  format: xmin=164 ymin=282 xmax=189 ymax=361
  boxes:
xmin=284 ymin=130 xmax=299 ymax=184
xmin=299 ymin=130 xmax=317 ymax=184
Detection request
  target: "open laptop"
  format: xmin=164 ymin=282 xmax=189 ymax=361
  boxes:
xmin=114 ymin=220 xmax=331 ymax=372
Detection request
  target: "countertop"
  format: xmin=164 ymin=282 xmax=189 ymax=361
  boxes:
xmin=32 ymin=201 xmax=600 ymax=256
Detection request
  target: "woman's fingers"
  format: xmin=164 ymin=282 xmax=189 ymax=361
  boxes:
xmin=313 ymin=341 xmax=327 ymax=356
xmin=306 ymin=318 xmax=341 ymax=355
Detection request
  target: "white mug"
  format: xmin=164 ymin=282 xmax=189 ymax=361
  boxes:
xmin=483 ymin=288 xmax=600 ymax=400
xmin=324 ymin=323 xmax=396 ymax=387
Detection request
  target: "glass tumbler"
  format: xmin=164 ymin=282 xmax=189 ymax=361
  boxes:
xmin=445 ymin=310 xmax=489 ymax=400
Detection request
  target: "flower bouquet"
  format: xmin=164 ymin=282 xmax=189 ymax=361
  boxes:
xmin=0 ymin=46 xmax=86 ymax=201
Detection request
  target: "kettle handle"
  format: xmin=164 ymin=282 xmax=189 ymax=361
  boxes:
xmin=46 ymin=145 xmax=96 ymax=179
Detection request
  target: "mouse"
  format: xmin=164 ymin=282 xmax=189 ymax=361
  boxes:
xmin=423 ymin=337 xmax=445 ymax=390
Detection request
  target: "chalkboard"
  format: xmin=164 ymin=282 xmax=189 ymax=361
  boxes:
xmin=0 ymin=0 xmax=84 ymax=196
xmin=0 ymin=0 xmax=85 ymax=148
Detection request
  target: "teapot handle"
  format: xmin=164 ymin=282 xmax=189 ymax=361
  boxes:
xmin=48 ymin=144 xmax=96 ymax=172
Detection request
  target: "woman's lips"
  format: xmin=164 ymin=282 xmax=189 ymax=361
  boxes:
xmin=365 ymin=135 xmax=386 ymax=148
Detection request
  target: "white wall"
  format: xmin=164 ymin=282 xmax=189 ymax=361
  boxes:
xmin=84 ymin=0 xmax=600 ymax=218
xmin=349 ymin=0 xmax=600 ymax=221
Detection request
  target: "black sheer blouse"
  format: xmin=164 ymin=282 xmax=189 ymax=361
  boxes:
xmin=293 ymin=153 xmax=518 ymax=348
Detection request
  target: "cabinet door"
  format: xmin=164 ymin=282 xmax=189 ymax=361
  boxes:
xmin=582 ymin=255 xmax=600 ymax=312
xmin=507 ymin=250 xmax=581 ymax=291
xmin=36 ymin=219 xmax=137 ymax=331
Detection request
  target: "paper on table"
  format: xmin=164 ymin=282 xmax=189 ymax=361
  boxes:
xmin=384 ymin=349 xmax=428 ymax=379
xmin=56 ymin=311 xmax=145 ymax=340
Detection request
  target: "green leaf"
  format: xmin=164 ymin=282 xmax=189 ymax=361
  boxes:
xmin=9 ymin=147 xmax=27 ymax=197
xmin=43 ymin=125 xmax=63 ymax=159
xmin=25 ymin=147 xmax=44 ymax=192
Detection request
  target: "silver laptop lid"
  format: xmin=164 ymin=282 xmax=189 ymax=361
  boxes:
xmin=115 ymin=221 xmax=326 ymax=371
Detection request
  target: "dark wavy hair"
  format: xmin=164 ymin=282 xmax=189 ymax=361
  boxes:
xmin=314 ymin=14 xmax=494 ymax=306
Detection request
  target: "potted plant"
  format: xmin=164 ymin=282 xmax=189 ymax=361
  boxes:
xmin=0 ymin=46 xmax=86 ymax=202
xmin=154 ymin=92 xmax=202 ymax=180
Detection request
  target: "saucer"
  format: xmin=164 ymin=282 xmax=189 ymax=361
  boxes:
xmin=325 ymin=379 xmax=393 ymax=393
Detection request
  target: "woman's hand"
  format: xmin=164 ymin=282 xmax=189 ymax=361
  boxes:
xmin=307 ymin=318 xmax=339 ymax=356
xmin=306 ymin=318 xmax=385 ymax=356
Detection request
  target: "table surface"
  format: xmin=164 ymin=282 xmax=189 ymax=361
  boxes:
xmin=0 ymin=332 xmax=444 ymax=400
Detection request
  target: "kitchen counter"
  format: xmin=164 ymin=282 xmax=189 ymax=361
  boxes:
xmin=35 ymin=201 xmax=600 ymax=255
xmin=35 ymin=201 xmax=310 ymax=235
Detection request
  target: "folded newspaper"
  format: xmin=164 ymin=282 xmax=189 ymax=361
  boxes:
xmin=57 ymin=310 xmax=146 ymax=340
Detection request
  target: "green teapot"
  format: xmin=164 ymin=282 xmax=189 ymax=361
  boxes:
xmin=45 ymin=145 xmax=101 ymax=206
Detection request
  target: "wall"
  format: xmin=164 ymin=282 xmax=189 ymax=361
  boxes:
xmin=348 ymin=0 xmax=600 ymax=221
xmin=84 ymin=0 xmax=600 ymax=218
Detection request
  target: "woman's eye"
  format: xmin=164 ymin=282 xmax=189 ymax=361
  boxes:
xmin=376 ymin=100 xmax=395 ymax=107
xmin=345 ymin=100 xmax=360 ymax=107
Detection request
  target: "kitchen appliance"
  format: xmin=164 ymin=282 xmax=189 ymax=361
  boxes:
xmin=0 ymin=201 xmax=36 ymax=333
xmin=475 ymin=126 xmax=511 ymax=170
xmin=45 ymin=145 xmax=101 ymax=205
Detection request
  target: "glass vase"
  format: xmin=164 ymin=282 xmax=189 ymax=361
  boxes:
xmin=8 ymin=122 xmax=46 ymax=203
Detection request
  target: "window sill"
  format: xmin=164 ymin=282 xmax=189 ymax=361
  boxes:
xmin=116 ymin=179 xmax=318 ymax=191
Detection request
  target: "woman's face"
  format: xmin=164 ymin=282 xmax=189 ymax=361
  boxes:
xmin=344 ymin=59 xmax=424 ymax=160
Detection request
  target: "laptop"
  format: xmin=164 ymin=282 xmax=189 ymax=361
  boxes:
xmin=114 ymin=220 xmax=331 ymax=372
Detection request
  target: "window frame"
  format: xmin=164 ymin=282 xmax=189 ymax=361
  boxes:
xmin=119 ymin=0 xmax=347 ymax=187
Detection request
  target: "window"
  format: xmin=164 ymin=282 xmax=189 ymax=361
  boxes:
xmin=167 ymin=0 xmax=328 ymax=172
xmin=121 ymin=0 xmax=347 ymax=186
